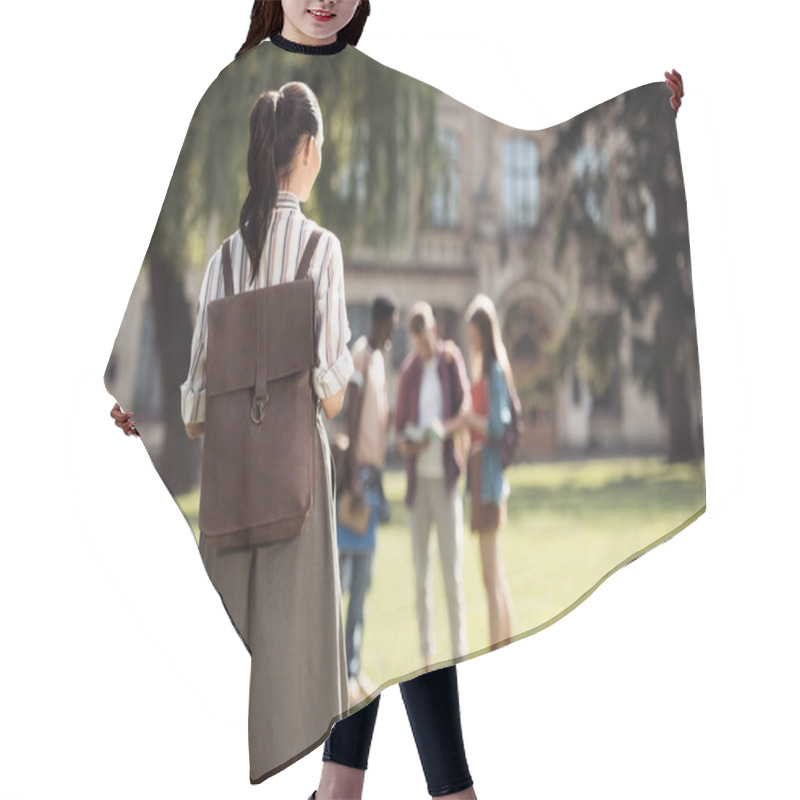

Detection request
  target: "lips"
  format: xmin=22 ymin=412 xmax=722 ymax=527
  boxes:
xmin=308 ymin=9 xmax=335 ymax=21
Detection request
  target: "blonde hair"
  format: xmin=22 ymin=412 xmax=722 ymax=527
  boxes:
xmin=465 ymin=293 xmax=516 ymax=398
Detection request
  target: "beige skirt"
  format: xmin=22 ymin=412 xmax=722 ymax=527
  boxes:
xmin=468 ymin=446 xmax=507 ymax=534
xmin=198 ymin=404 xmax=349 ymax=783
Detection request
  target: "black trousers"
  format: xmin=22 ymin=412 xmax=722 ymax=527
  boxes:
xmin=323 ymin=665 xmax=473 ymax=797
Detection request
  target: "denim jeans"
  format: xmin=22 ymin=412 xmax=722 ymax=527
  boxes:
xmin=323 ymin=665 xmax=473 ymax=797
xmin=338 ymin=549 xmax=375 ymax=678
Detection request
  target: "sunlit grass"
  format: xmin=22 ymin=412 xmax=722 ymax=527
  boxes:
xmin=175 ymin=456 xmax=705 ymax=686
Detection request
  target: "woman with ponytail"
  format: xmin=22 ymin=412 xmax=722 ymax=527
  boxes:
xmin=111 ymin=5 xmax=477 ymax=795
xmin=184 ymin=76 xmax=358 ymax=784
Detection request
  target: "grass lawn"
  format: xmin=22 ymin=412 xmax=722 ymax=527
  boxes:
xmin=175 ymin=456 xmax=705 ymax=688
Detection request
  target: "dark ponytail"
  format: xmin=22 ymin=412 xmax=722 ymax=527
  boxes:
xmin=236 ymin=0 xmax=372 ymax=59
xmin=239 ymin=82 xmax=322 ymax=285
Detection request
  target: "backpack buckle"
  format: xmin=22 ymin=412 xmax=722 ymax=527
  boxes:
xmin=250 ymin=393 xmax=269 ymax=424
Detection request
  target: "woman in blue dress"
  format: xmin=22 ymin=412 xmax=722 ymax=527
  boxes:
xmin=459 ymin=293 xmax=517 ymax=651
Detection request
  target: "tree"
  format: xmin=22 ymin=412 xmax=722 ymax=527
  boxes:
xmin=544 ymin=82 xmax=701 ymax=462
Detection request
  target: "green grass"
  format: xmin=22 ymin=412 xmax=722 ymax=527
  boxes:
xmin=175 ymin=456 xmax=705 ymax=688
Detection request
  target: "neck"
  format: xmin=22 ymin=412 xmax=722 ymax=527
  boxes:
xmin=280 ymin=21 xmax=337 ymax=47
xmin=279 ymin=176 xmax=307 ymax=200
xmin=369 ymin=327 xmax=387 ymax=351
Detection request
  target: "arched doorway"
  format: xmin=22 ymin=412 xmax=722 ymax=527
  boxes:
xmin=501 ymin=293 xmax=560 ymax=460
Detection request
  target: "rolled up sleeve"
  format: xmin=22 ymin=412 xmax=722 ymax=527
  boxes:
xmin=180 ymin=381 xmax=206 ymax=426
xmin=312 ymin=233 xmax=354 ymax=399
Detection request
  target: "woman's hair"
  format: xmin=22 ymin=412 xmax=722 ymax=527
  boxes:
xmin=465 ymin=293 xmax=517 ymax=398
xmin=236 ymin=1 xmax=371 ymax=59
xmin=239 ymin=81 xmax=321 ymax=285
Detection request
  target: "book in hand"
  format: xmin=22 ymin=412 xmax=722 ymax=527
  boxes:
xmin=402 ymin=419 xmax=446 ymax=443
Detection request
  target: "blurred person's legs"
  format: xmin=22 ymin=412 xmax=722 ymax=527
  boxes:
xmin=478 ymin=528 xmax=514 ymax=649
xmin=431 ymin=477 xmax=468 ymax=659
xmin=339 ymin=550 xmax=354 ymax=600
xmin=317 ymin=666 xmax=475 ymax=799
xmin=338 ymin=548 xmax=374 ymax=679
xmin=410 ymin=475 xmax=436 ymax=665
xmin=338 ymin=551 xmax=356 ymax=682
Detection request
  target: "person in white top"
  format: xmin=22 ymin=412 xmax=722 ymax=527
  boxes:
xmin=395 ymin=301 xmax=471 ymax=666
xmin=336 ymin=296 xmax=397 ymax=705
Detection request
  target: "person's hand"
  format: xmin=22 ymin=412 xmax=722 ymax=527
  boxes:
xmin=110 ymin=402 xmax=139 ymax=437
xmin=665 ymin=68 xmax=684 ymax=116
xmin=459 ymin=407 xmax=482 ymax=432
xmin=428 ymin=417 xmax=448 ymax=439
xmin=350 ymin=481 xmax=365 ymax=511
xmin=185 ymin=422 xmax=205 ymax=439
xmin=396 ymin=437 xmax=429 ymax=458
xmin=411 ymin=438 xmax=430 ymax=455
xmin=348 ymin=465 xmax=365 ymax=504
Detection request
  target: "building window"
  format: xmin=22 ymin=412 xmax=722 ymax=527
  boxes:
xmin=502 ymin=136 xmax=539 ymax=231
xmin=431 ymin=128 xmax=461 ymax=228
xmin=573 ymin=143 xmax=611 ymax=229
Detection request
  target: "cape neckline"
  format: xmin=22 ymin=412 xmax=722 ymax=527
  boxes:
xmin=269 ymin=30 xmax=348 ymax=55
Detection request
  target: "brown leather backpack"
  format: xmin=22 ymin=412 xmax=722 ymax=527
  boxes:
xmin=198 ymin=229 xmax=323 ymax=549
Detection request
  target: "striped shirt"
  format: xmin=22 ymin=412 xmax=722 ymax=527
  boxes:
xmin=180 ymin=190 xmax=354 ymax=425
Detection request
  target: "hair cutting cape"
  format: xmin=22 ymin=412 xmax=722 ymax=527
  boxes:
xmin=104 ymin=37 xmax=705 ymax=784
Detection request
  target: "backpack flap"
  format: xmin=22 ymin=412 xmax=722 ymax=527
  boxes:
xmin=205 ymin=279 xmax=315 ymax=399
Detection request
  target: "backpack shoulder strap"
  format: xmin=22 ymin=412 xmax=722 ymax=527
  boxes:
xmin=295 ymin=227 xmax=325 ymax=372
xmin=296 ymin=228 xmax=324 ymax=281
xmin=222 ymin=236 xmax=234 ymax=297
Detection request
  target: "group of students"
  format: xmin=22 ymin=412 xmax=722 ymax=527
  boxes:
xmin=336 ymin=294 xmax=517 ymax=707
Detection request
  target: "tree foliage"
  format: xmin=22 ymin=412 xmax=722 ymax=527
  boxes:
xmin=544 ymin=83 xmax=701 ymax=461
